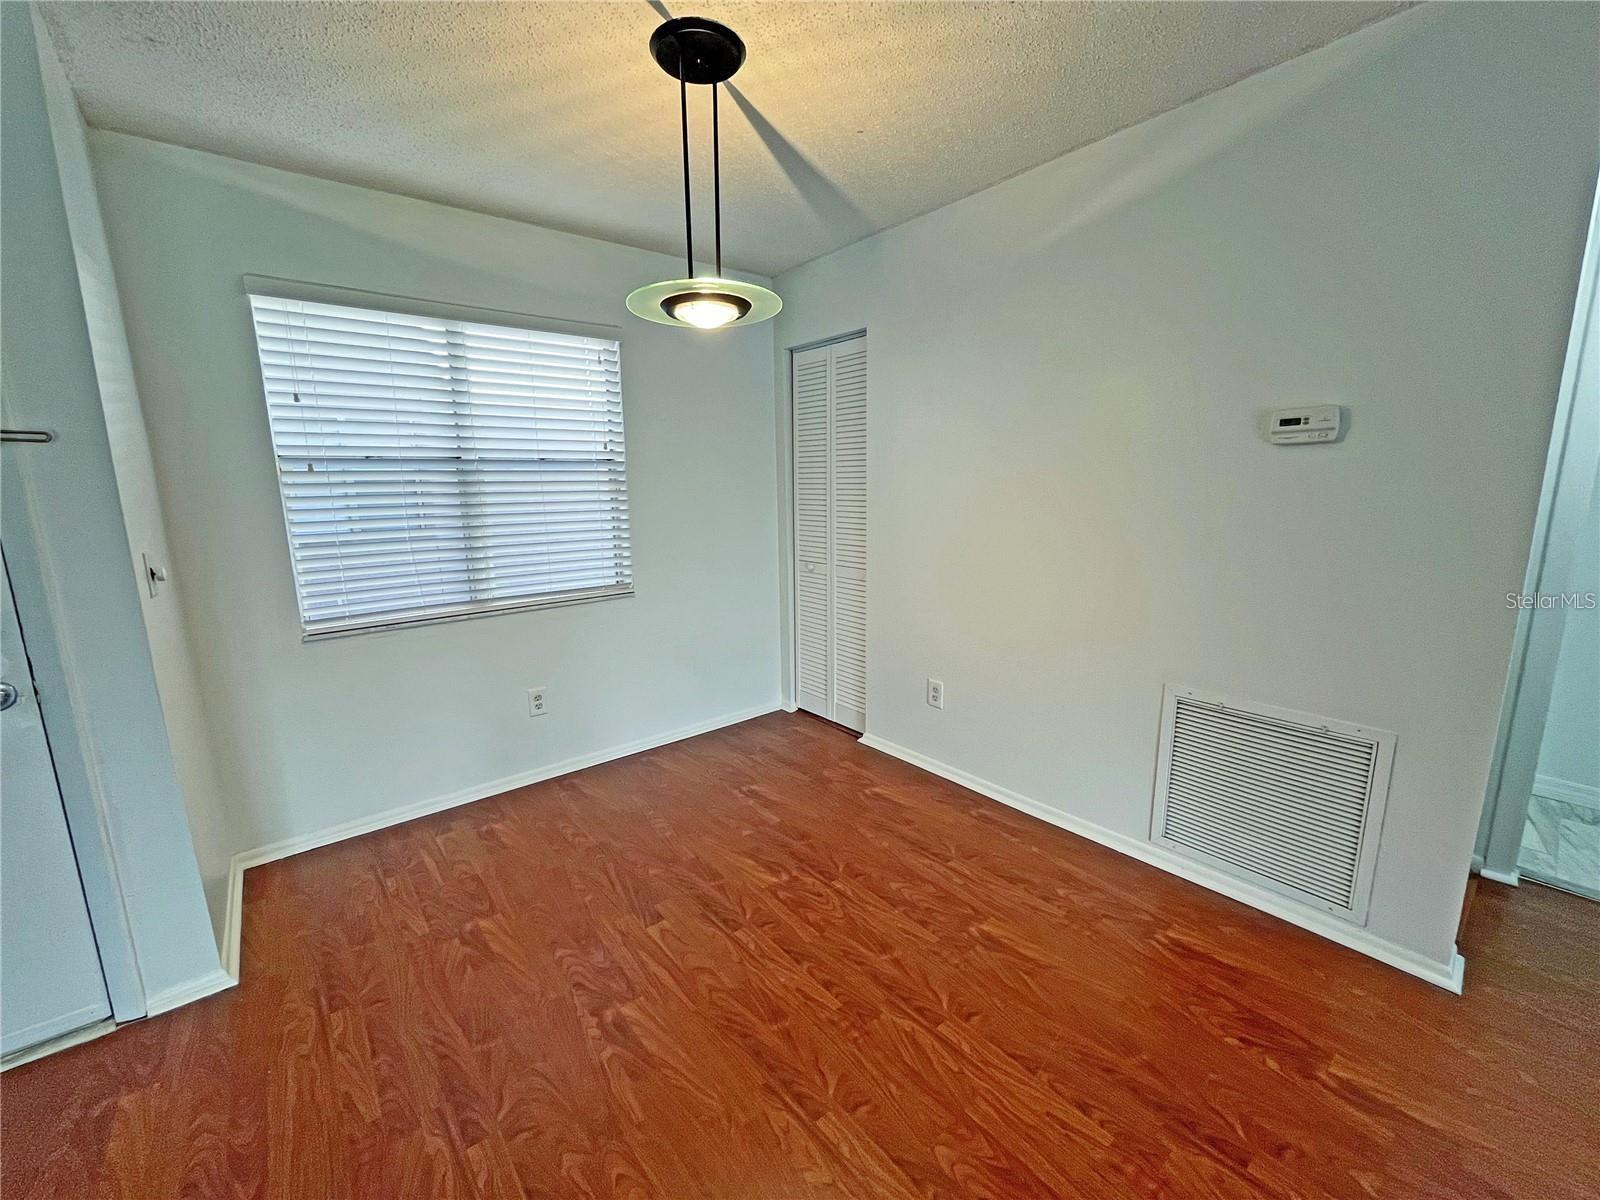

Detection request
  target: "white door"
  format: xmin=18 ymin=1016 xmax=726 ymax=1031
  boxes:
xmin=1 ymin=553 xmax=111 ymax=1056
xmin=792 ymin=335 xmax=867 ymax=732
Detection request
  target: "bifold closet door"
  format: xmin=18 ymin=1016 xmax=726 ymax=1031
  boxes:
xmin=829 ymin=339 xmax=867 ymax=731
xmin=1 ymin=556 xmax=111 ymax=1056
xmin=792 ymin=335 xmax=867 ymax=732
xmin=793 ymin=346 xmax=831 ymax=718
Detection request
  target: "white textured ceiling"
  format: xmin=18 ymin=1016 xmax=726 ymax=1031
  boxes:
xmin=39 ymin=2 xmax=1408 ymax=275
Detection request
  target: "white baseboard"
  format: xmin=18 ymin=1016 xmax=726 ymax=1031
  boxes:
xmin=859 ymin=733 xmax=1466 ymax=994
xmin=0 ymin=966 xmax=236 ymax=1069
xmin=144 ymin=968 xmax=236 ymax=1017
xmin=0 ymin=1002 xmax=113 ymax=1064
xmin=222 ymin=854 xmax=246 ymax=982
xmin=1480 ymin=865 xmax=1521 ymax=887
xmin=222 ymin=703 xmax=780 ymax=983
xmin=1 ymin=1017 xmax=116 ymax=1072
xmin=2 ymin=963 xmax=234 ymax=1068
xmin=1533 ymin=774 xmax=1600 ymax=812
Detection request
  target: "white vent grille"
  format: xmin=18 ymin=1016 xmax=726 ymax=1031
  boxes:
xmin=1151 ymin=687 xmax=1394 ymax=923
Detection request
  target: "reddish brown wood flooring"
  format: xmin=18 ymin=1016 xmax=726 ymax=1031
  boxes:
xmin=3 ymin=712 xmax=1596 ymax=1198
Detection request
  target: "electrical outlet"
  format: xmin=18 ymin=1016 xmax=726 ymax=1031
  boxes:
xmin=527 ymin=687 xmax=549 ymax=717
xmin=926 ymin=678 xmax=944 ymax=709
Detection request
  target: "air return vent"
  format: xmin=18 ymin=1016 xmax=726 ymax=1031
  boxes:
xmin=1151 ymin=686 xmax=1395 ymax=925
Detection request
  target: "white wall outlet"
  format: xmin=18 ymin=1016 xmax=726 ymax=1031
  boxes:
xmin=926 ymin=678 xmax=944 ymax=709
xmin=527 ymin=687 xmax=549 ymax=717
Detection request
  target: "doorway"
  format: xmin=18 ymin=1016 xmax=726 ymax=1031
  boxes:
xmin=1476 ymin=182 xmax=1599 ymax=900
xmin=1515 ymin=458 xmax=1598 ymax=899
xmin=790 ymin=334 xmax=867 ymax=732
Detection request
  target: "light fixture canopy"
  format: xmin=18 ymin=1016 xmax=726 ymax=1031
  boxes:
xmin=626 ymin=17 xmax=781 ymax=330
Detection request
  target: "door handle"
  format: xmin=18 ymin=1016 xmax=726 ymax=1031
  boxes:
xmin=0 ymin=681 xmax=18 ymax=711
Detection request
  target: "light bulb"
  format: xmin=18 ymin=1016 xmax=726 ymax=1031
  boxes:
xmin=663 ymin=291 xmax=750 ymax=329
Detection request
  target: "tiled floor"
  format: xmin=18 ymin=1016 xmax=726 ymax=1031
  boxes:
xmin=1520 ymin=792 xmax=1600 ymax=899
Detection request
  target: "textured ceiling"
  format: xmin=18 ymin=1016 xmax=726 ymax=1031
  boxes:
xmin=39 ymin=2 xmax=1409 ymax=275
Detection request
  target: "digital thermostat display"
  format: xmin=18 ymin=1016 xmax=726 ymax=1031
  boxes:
xmin=1268 ymin=405 xmax=1342 ymax=445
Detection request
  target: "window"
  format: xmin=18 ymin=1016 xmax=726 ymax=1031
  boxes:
xmin=247 ymin=293 xmax=631 ymax=638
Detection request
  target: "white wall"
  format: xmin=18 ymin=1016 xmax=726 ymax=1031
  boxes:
xmin=29 ymin=8 xmax=234 ymax=948
xmin=88 ymin=132 xmax=782 ymax=909
xmin=1 ymin=2 xmax=224 ymax=1009
xmin=773 ymin=2 xmax=1599 ymax=973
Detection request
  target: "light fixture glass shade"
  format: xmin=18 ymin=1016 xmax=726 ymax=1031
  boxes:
xmin=626 ymin=276 xmax=782 ymax=329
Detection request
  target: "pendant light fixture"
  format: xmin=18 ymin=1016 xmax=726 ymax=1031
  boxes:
xmin=626 ymin=17 xmax=781 ymax=330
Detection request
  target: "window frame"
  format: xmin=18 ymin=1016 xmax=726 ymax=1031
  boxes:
xmin=242 ymin=276 xmax=634 ymax=642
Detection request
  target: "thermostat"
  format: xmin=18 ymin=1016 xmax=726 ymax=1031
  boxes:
xmin=1268 ymin=405 xmax=1342 ymax=445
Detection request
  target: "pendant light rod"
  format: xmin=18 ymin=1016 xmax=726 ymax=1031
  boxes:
xmin=679 ymin=72 xmax=694 ymax=277
xmin=713 ymin=82 xmax=723 ymax=277
xmin=629 ymin=18 xmax=780 ymax=330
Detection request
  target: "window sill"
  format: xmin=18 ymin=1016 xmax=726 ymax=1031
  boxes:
xmin=299 ymin=585 xmax=635 ymax=642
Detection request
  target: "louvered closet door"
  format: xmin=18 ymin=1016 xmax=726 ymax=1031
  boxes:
xmin=791 ymin=335 xmax=867 ymax=732
xmin=793 ymin=346 xmax=832 ymax=717
xmin=828 ymin=339 xmax=867 ymax=731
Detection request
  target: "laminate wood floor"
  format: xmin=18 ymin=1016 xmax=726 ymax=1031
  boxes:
xmin=3 ymin=712 xmax=1596 ymax=1199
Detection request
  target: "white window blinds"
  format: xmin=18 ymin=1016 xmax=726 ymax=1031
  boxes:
xmin=247 ymin=294 xmax=631 ymax=638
